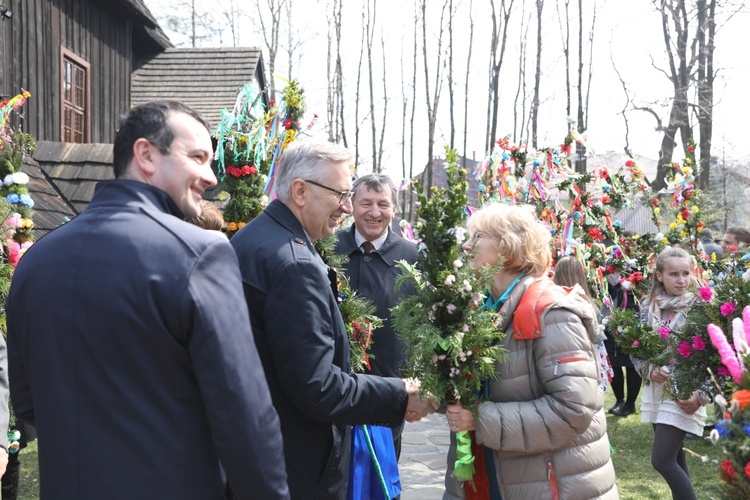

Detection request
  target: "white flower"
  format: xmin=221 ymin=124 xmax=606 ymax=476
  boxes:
xmin=3 ymin=174 xmax=13 ymax=186
xmin=743 ymin=269 xmax=750 ymax=282
xmin=623 ymin=173 xmax=633 ymax=183
xmin=446 ymin=304 xmax=457 ymax=314
xmin=621 ymin=281 xmax=633 ymax=291
xmin=709 ymin=428 xmax=720 ymax=444
xmin=453 ymin=227 xmax=467 ymax=244
xmin=418 ymin=242 xmax=428 ymax=254
xmin=453 ymin=259 xmax=463 ymax=269
xmin=471 ymin=292 xmax=483 ymax=304
xmin=462 ymin=279 xmax=472 ymax=292
xmin=11 ymin=172 xmax=29 ymax=184
xmin=444 ymin=275 xmax=456 ymax=286
xmin=462 ymin=324 xmax=469 ymax=332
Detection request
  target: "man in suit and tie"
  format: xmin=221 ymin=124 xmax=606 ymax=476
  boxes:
xmin=7 ymin=101 xmax=289 ymax=498
xmin=335 ymin=173 xmax=418 ymax=459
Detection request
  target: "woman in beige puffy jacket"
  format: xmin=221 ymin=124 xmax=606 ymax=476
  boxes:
xmin=444 ymin=204 xmax=618 ymax=499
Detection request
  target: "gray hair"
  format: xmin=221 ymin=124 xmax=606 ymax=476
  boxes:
xmin=352 ymin=173 xmax=398 ymax=208
xmin=274 ymin=140 xmax=353 ymax=202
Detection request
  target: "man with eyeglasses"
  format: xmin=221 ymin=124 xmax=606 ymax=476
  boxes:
xmin=335 ymin=173 xmax=418 ymax=461
xmin=230 ymin=141 xmax=436 ymax=499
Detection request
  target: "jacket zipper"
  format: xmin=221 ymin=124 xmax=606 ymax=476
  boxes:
xmin=547 ymin=459 xmax=559 ymax=500
xmin=553 ymin=355 xmax=588 ymax=375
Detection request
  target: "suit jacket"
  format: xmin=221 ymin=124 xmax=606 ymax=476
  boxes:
xmin=7 ymin=180 xmax=289 ymax=499
xmin=334 ymin=225 xmax=418 ymax=377
xmin=230 ymin=200 xmax=408 ymax=500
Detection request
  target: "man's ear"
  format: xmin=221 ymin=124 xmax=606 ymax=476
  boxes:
xmin=290 ymin=178 xmax=307 ymax=207
xmin=131 ymin=138 xmax=157 ymax=177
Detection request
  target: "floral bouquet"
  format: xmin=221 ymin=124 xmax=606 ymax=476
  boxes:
xmin=607 ymin=308 xmax=664 ymax=361
xmin=213 ymin=80 xmax=307 ymax=236
xmin=654 ymin=277 xmax=750 ymax=400
xmin=392 ymin=148 xmax=503 ymax=482
xmin=706 ymin=306 xmax=750 ymax=498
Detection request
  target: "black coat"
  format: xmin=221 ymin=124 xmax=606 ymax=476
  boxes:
xmin=231 ymin=200 xmax=408 ymax=499
xmin=8 ymin=180 xmax=288 ymax=499
xmin=335 ymin=225 xmax=418 ymax=377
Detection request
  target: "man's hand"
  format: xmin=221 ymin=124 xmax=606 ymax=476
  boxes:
xmin=404 ymin=380 xmax=438 ymax=422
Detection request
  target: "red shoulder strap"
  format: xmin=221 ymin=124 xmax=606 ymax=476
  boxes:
xmin=511 ymin=278 xmax=570 ymax=340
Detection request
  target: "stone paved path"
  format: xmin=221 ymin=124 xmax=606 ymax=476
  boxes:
xmin=398 ymin=413 xmax=450 ymax=499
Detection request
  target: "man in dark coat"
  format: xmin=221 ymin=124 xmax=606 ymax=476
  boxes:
xmin=7 ymin=101 xmax=289 ymax=499
xmin=334 ymin=173 xmax=418 ymax=458
xmin=230 ymin=140 xmax=435 ymax=499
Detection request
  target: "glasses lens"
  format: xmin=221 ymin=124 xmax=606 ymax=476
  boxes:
xmin=339 ymin=191 xmax=353 ymax=205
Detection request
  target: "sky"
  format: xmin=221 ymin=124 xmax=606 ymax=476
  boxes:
xmin=144 ymin=0 xmax=750 ymax=182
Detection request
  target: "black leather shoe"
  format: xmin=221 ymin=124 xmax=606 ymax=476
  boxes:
xmin=608 ymin=400 xmax=624 ymax=414
xmin=613 ymin=403 xmax=636 ymax=416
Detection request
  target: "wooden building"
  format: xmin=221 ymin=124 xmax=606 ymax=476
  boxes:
xmin=0 ymin=0 xmax=170 ymax=143
xmin=2 ymin=0 xmax=268 ymax=239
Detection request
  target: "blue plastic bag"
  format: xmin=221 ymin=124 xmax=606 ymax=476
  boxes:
xmin=347 ymin=424 xmax=401 ymax=500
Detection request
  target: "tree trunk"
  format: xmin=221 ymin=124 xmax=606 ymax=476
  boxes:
xmin=531 ymin=0 xmax=543 ymax=149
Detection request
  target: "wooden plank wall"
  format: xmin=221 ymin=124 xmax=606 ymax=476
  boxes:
xmin=0 ymin=0 xmax=133 ymax=143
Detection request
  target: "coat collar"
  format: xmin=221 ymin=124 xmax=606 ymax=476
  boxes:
xmin=264 ymin=199 xmax=320 ymax=255
xmin=89 ymin=179 xmax=183 ymax=218
xmin=339 ymin=224 xmax=401 ymax=266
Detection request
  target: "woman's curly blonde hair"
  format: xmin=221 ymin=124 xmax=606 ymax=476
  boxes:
xmin=469 ymin=203 xmax=552 ymax=277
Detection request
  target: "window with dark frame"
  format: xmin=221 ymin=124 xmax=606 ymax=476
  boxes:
xmin=60 ymin=48 xmax=90 ymax=143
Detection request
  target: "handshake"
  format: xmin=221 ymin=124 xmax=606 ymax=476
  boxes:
xmin=403 ymin=378 xmax=440 ymax=423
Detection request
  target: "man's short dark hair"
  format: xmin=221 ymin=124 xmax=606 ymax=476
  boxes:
xmin=113 ymin=101 xmax=210 ymax=178
xmin=701 ymin=228 xmax=714 ymax=241
xmin=726 ymin=226 xmax=750 ymax=246
xmin=352 ymin=173 xmax=398 ymax=207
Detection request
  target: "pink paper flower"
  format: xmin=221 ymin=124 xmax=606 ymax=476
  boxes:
xmin=708 ymin=323 xmax=744 ymax=384
xmin=717 ymin=365 xmax=730 ymax=377
xmin=698 ymin=286 xmax=713 ymax=302
xmin=721 ymin=302 xmax=736 ymax=317
xmin=658 ymin=327 xmax=671 ymax=339
xmin=677 ymin=341 xmax=692 ymax=357
xmin=692 ymin=336 xmax=706 ymax=351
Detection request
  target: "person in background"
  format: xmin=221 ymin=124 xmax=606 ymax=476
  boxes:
xmin=186 ymin=199 xmax=226 ymax=239
xmin=721 ymin=226 xmax=750 ymax=257
xmin=699 ymin=229 xmax=722 ymax=259
xmin=7 ymin=101 xmax=289 ymax=498
xmin=634 ymin=246 xmax=708 ymax=500
xmin=443 ymin=203 xmax=616 ymax=499
xmin=230 ymin=140 xmax=435 ymax=499
xmin=334 ymin=173 xmax=418 ymax=460
xmin=552 ymin=255 xmax=613 ymax=395
xmin=601 ymin=231 xmax=643 ymax=417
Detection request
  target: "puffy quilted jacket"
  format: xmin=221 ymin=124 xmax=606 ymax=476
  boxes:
xmin=474 ymin=276 xmax=618 ymax=499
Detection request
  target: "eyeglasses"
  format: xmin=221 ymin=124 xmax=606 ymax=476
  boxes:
xmin=304 ymin=179 xmax=355 ymax=205
xmin=467 ymin=231 xmax=492 ymax=246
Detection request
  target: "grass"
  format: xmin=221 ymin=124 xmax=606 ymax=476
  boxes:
xmin=14 ymin=391 xmax=727 ymax=499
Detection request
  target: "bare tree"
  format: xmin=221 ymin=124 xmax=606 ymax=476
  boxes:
xmin=407 ymin=1 xmax=419 ymax=221
xmin=353 ymin=2 xmax=366 ymax=167
xmin=530 ymin=0 xmax=544 ymax=149
xmin=364 ymin=0 xmax=379 ymax=172
xmin=696 ymin=0 xmax=716 ymax=190
xmin=513 ymin=2 xmax=532 ymax=146
xmin=448 ymin=0 xmax=456 ymax=150
xmin=326 ymin=0 xmax=345 ymax=143
xmin=256 ymin=0 xmax=286 ymax=99
xmin=462 ymin=0 xmax=475 ymax=167
xmin=556 ymin=0 xmax=572 ymax=117
xmin=485 ymin=0 xmax=515 ymax=152
xmin=420 ymin=0 xmax=449 ymax=193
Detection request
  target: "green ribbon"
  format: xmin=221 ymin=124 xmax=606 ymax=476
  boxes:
xmin=361 ymin=425 xmax=390 ymax=499
xmin=453 ymin=430 xmax=475 ymax=481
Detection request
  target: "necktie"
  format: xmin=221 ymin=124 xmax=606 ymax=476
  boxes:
xmin=361 ymin=241 xmax=375 ymax=254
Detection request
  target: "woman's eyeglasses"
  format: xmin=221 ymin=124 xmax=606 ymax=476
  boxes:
xmin=467 ymin=231 xmax=492 ymax=246
xmin=304 ymin=179 xmax=355 ymax=205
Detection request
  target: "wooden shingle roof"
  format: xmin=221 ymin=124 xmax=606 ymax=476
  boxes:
xmin=33 ymin=141 xmax=115 ymax=214
xmin=131 ymin=47 xmax=266 ymax=128
xmin=22 ymin=156 xmax=77 ymax=238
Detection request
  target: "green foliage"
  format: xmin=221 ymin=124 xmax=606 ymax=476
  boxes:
xmin=607 ymin=308 xmax=664 ymax=363
xmin=314 ymin=234 xmax=382 ymax=373
xmin=392 ymin=147 xmax=503 ymax=410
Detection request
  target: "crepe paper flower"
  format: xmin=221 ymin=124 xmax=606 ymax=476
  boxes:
xmin=658 ymin=327 xmax=671 ymax=339
xmin=446 ymin=304 xmax=457 ymax=314
xmin=453 ymin=259 xmax=463 ymax=268
xmin=717 ymin=365 xmax=730 ymax=377
xmin=731 ymin=390 xmax=750 ymax=411
xmin=677 ymin=341 xmax=692 ymax=357
xmin=744 ymin=306 xmax=750 ymax=344
xmin=444 ymin=275 xmax=456 ymax=286
xmin=708 ymin=323 xmax=745 ymax=384
xmin=732 ymin=318 xmax=750 ymax=361
xmin=721 ymin=460 xmax=736 ymax=482
xmin=716 ymin=420 xmax=733 ymax=437
xmin=692 ymin=336 xmax=706 ymax=351
xmin=699 ymin=286 xmax=713 ymax=301
xmin=632 ymin=340 xmax=640 ymax=347
xmin=721 ymin=302 xmax=737 ymax=317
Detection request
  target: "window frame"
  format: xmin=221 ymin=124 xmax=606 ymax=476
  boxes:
xmin=60 ymin=47 xmax=91 ymax=143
